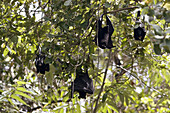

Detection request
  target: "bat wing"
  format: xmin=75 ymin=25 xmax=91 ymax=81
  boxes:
xmin=106 ymin=15 xmax=114 ymax=36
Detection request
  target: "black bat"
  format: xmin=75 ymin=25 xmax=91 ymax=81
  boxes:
xmin=35 ymin=54 xmax=49 ymax=74
xmin=134 ymin=11 xmax=146 ymax=41
xmin=95 ymin=14 xmax=114 ymax=49
xmin=71 ymin=67 xmax=94 ymax=99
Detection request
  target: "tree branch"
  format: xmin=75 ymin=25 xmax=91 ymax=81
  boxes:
xmin=93 ymin=49 xmax=112 ymax=113
xmin=105 ymin=6 xmax=139 ymax=14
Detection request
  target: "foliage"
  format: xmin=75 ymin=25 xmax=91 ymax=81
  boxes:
xmin=0 ymin=0 xmax=170 ymax=112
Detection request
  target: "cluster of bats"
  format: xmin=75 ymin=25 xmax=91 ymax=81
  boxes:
xmin=35 ymin=55 xmax=94 ymax=99
xmin=95 ymin=11 xmax=146 ymax=49
xmin=34 ymin=11 xmax=146 ymax=99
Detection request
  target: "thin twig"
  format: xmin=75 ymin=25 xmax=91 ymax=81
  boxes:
xmin=105 ymin=6 xmax=139 ymax=14
xmin=93 ymin=49 xmax=112 ymax=113
xmin=117 ymin=66 xmax=169 ymax=98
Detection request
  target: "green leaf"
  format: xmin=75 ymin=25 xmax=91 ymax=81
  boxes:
xmin=16 ymin=87 xmax=33 ymax=94
xmin=151 ymin=24 xmax=163 ymax=36
xmin=164 ymin=3 xmax=170 ymax=10
xmin=76 ymin=103 xmax=81 ymax=112
xmin=107 ymin=101 xmax=119 ymax=113
xmin=8 ymin=98 xmax=14 ymax=105
xmin=17 ymin=81 xmax=27 ymax=85
xmin=107 ymin=108 xmax=112 ymax=113
xmin=154 ymin=44 xmax=161 ymax=55
xmin=165 ymin=39 xmax=170 ymax=45
xmin=163 ymin=46 xmax=170 ymax=53
xmin=148 ymin=8 xmax=155 ymax=16
xmin=125 ymin=96 xmax=129 ymax=106
xmin=160 ymin=39 xmax=170 ymax=53
xmin=105 ymin=2 xmax=111 ymax=8
xmin=164 ymin=10 xmax=170 ymax=23
xmin=0 ymin=89 xmax=3 ymax=93
xmin=142 ymin=7 xmax=149 ymax=15
xmin=102 ymin=93 xmax=107 ymax=103
xmin=14 ymin=91 xmax=33 ymax=100
xmin=118 ymin=92 xmax=124 ymax=104
xmin=11 ymin=36 xmax=18 ymax=43
xmin=11 ymin=94 xmax=29 ymax=106
xmin=157 ymin=97 xmax=166 ymax=105
xmin=3 ymin=47 xmax=9 ymax=57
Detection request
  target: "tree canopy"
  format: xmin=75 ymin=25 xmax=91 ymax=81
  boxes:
xmin=0 ymin=0 xmax=170 ymax=112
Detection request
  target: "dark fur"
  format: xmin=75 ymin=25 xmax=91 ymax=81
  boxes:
xmin=35 ymin=54 xmax=49 ymax=74
xmin=71 ymin=67 xmax=94 ymax=99
xmin=95 ymin=14 xmax=114 ymax=49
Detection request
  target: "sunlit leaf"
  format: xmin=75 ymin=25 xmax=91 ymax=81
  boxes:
xmin=3 ymin=48 xmax=9 ymax=57
xmin=157 ymin=97 xmax=166 ymax=105
xmin=107 ymin=101 xmax=119 ymax=113
xmin=164 ymin=3 xmax=170 ymax=10
xmin=14 ymin=91 xmax=33 ymax=100
xmin=17 ymin=81 xmax=27 ymax=85
xmin=11 ymin=94 xmax=29 ymax=106
xmin=16 ymin=87 xmax=33 ymax=94
xmin=8 ymin=98 xmax=14 ymax=105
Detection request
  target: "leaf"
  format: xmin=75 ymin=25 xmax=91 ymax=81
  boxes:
xmin=164 ymin=3 xmax=170 ymax=10
xmin=11 ymin=36 xmax=18 ymax=43
xmin=165 ymin=28 xmax=170 ymax=34
xmin=64 ymin=0 xmax=72 ymax=6
xmin=160 ymin=39 xmax=170 ymax=53
xmin=151 ymin=24 xmax=164 ymax=36
xmin=17 ymin=81 xmax=27 ymax=85
xmin=102 ymin=93 xmax=107 ymax=103
xmin=118 ymin=92 xmax=124 ymax=104
xmin=157 ymin=97 xmax=166 ymax=105
xmin=1 ymin=43 xmax=6 ymax=48
xmin=107 ymin=108 xmax=112 ymax=113
xmin=16 ymin=87 xmax=33 ymax=94
xmin=165 ymin=39 xmax=170 ymax=45
xmin=14 ymin=91 xmax=33 ymax=100
xmin=154 ymin=44 xmax=161 ymax=55
xmin=163 ymin=46 xmax=170 ymax=53
xmin=103 ymin=105 xmax=108 ymax=113
xmin=3 ymin=48 xmax=9 ymax=57
xmin=107 ymin=101 xmax=119 ymax=113
xmin=96 ymin=102 xmax=103 ymax=112
xmin=164 ymin=10 xmax=170 ymax=23
xmin=125 ymin=96 xmax=129 ymax=106
xmin=45 ymin=71 xmax=54 ymax=85
xmin=45 ymin=64 xmax=55 ymax=85
xmin=105 ymin=2 xmax=111 ymax=8
xmin=8 ymin=98 xmax=14 ymax=105
xmin=11 ymin=94 xmax=29 ymax=106
xmin=148 ymin=8 xmax=155 ymax=16
xmin=142 ymin=7 xmax=149 ymax=15
xmin=0 ymin=89 xmax=3 ymax=93
xmin=76 ymin=103 xmax=81 ymax=112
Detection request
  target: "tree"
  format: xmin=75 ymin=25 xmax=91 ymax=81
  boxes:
xmin=0 ymin=0 xmax=170 ymax=112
